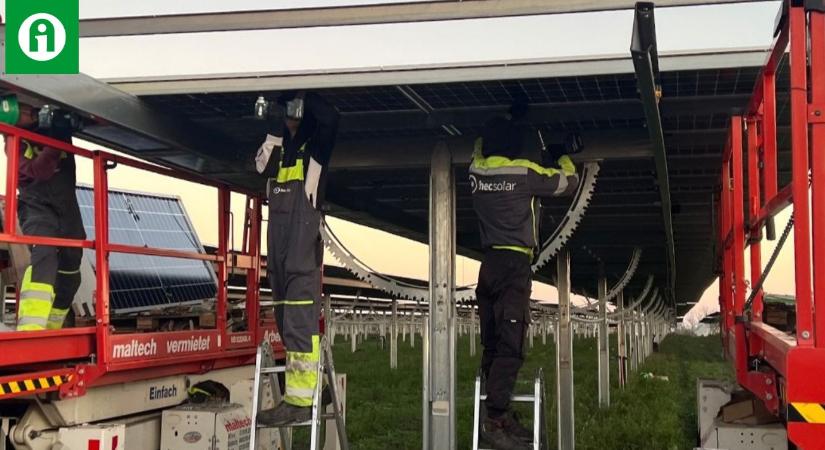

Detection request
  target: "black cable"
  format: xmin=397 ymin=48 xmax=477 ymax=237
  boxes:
xmin=745 ymin=213 xmax=794 ymax=310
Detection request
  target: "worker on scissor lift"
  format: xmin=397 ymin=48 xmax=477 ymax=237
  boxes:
xmin=0 ymin=95 xmax=85 ymax=331
xmin=254 ymin=91 xmax=339 ymax=425
xmin=471 ymin=100 xmax=580 ymax=449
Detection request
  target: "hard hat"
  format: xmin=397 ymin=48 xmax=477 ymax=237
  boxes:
xmin=0 ymin=95 xmax=19 ymax=125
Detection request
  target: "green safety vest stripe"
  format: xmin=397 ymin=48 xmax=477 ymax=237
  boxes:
xmin=492 ymin=245 xmax=534 ymax=259
xmin=22 ymin=140 xmax=66 ymax=160
xmin=472 ymin=138 xmax=562 ymax=177
xmin=273 ymin=142 xmax=307 ymax=183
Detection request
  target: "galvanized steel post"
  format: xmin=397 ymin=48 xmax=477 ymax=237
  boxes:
xmin=597 ymin=277 xmax=610 ymax=407
xmin=556 ymin=250 xmax=575 ymax=450
xmin=425 ymin=141 xmax=456 ymax=450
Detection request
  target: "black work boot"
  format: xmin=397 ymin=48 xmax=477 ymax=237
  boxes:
xmin=501 ymin=410 xmax=533 ymax=443
xmin=481 ymin=415 xmax=531 ymax=450
xmin=257 ymin=402 xmax=311 ymax=427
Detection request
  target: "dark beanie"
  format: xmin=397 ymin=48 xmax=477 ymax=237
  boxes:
xmin=480 ymin=116 xmax=523 ymax=159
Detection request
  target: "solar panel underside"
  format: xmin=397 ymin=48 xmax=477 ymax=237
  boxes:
xmin=76 ymin=186 xmax=217 ymax=313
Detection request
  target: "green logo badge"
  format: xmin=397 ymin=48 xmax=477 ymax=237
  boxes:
xmin=5 ymin=0 xmax=79 ymax=74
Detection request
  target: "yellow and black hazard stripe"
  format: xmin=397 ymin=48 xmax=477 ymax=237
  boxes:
xmin=0 ymin=375 xmax=65 ymax=398
xmin=788 ymin=402 xmax=825 ymax=424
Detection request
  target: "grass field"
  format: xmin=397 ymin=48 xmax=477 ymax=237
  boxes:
xmin=318 ymin=331 xmax=732 ymax=450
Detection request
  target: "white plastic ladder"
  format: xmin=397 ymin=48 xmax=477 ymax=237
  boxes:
xmin=472 ymin=368 xmax=548 ymax=450
xmin=250 ymin=336 xmax=348 ymax=450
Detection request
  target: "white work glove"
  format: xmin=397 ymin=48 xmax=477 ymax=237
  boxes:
xmin=255 ymin=134 xmax=283 ymax=174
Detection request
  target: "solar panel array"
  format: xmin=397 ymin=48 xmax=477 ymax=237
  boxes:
xmin=135 ymin=60 xmax=797 ymax=311
xmin=76 ymin=187 xmax=217 ymax=313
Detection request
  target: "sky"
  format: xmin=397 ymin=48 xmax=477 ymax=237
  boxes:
xmin=0 ymin=0 xmax=796 ymax=322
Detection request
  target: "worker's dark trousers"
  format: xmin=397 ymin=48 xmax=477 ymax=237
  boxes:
xmin=17 ymin=188 xmax=85 ymax=331
xmin=267 ymin=181 xmax=322 ymax=407
xmin=477 ymin=249 xmax=531 ymax=418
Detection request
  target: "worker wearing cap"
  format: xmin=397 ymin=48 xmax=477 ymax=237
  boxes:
xmin=471 ymin=102 xmax=579 ymax=449
xmin=0 ymin=96 xmax=85 ymax=331
xmin=254 ymin=91 xmax=339 ymax=425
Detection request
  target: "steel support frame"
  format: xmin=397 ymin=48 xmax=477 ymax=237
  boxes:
xmin=631 ymin=2 xmax=677 ymax=306
xmin=616 ymin=291 xmax=627 ymax=388
xmin=424 ymin=141 xmax=456 ymax=450
xmin=556 ymin=251 xmax=575 ymax=450
xmin=718 ymin=2 xmax=825 ymax=447
xmin=0 ymin=124 xmax=278 ymax=401
xmin=597 ymin=276 xmax=610 ymax=408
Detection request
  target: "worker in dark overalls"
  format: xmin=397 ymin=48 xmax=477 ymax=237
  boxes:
xmin=254 ymin=91 xmax=339 ymax=425
xmin=471 ymin=102 xmax=579 ymax=449
xmin=0 ymin=95 xmax=84 ymax=331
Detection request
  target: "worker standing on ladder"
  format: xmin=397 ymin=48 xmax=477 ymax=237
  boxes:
xmin=254 ymin=91 xmax=339 ymax=425
xmin=0 ymin=96 xmax=85 ymax=331
xmin=470 ymin=100 xmax=579 ymax=449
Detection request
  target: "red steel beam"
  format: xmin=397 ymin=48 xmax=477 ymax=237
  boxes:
xmin=0 ymin=234 xmax=93 ymax=249
xmin=731 ymin=116 xmax=749 ymax=382
xmin=0 ymin=328 xmax=96 ymax=367
xmin=762 ymin=73 xmax=779 ymax=200
xmin=809 ymin=9 xmax=825 ymax=348
xmin=754 ymin=184 xmax=792 ymax=230
xmin=747 ymin=21 xmax=790 ymax=117
xmin=106 ymin=243 xmax=222 ymax=262
xmin=789 ymin=4 xmax=814 ymax=347
xmin=93 ymin=153 xmax=113 ymax=367
xmin=216 ymin=187 xmax=230 ymax=340
xmin=4 ymin=135 xmax=20 ymax=236
xmin=747 ymin=117 xmax=764 ymax=320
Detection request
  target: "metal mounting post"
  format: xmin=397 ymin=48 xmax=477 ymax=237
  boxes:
xmin=616 ymin=291 xmax=627 ymax=388
xmin=597 ymin=277 xmax=610 ymax=408
xmin=425 ymin=141 xmax=456 ymax=450
xmin=556 ymin=250 xmax=575 ymax=450
xmin=391 ymin=299 xmax=398 ymax=369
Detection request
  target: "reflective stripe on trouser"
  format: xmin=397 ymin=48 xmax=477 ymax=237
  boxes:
xmin=46 ymin=307 xmax=70 ymax=330
xmin=285 ymin=334 xmax=320 ymax=406
xmin=16 ymin=193 xmax=85 ymax=331
xmin=17 ymin=266 xmax=55 ymax=331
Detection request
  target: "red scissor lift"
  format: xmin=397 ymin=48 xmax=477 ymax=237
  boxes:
xmin=0 ymin=122 xmax=283 ymax=404
xmin=719 ymin=1 xmax=825 ymax=447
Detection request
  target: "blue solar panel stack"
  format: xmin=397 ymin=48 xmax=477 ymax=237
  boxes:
xmin=75 ymin=186 xmax=217 ymax=313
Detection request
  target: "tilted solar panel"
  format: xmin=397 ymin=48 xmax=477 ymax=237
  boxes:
xmin=75 ymin=186 xmax=217 ymax=314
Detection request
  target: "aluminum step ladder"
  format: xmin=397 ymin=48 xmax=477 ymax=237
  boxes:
xmin=250 ymin=336 xmax=349 ymax=450
xmin=472 ymin=368 xmax=548 ymax=450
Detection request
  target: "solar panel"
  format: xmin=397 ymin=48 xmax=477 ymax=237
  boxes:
xmin=75 ymin=186 xmax=217 ymax=314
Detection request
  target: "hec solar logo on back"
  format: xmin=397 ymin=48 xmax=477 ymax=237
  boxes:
xmin=4 ymin=0 xmax=79 ymax=74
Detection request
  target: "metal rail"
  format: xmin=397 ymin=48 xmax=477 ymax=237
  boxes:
xmin=68 ymin=1 xmax=774 ymax=37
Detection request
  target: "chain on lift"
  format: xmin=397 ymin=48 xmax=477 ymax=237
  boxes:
xmin=745 ymin=213 xmax=795 ymax=310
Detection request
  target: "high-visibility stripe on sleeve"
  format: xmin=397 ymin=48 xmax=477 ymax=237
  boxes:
xmin=471 ymin=143 xmax=561 ymax=178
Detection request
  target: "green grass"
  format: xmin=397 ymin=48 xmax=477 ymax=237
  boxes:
xmin=314 ymin=332 xmax=731 ymax=449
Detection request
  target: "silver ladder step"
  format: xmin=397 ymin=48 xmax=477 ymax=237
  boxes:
xmin=249 ymin=336 xmax=349 ymax=450
xmin=479 ymin=394 xmax=535 ymax=403
xmin=472 ymin=368 xmax=548 ymax=450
